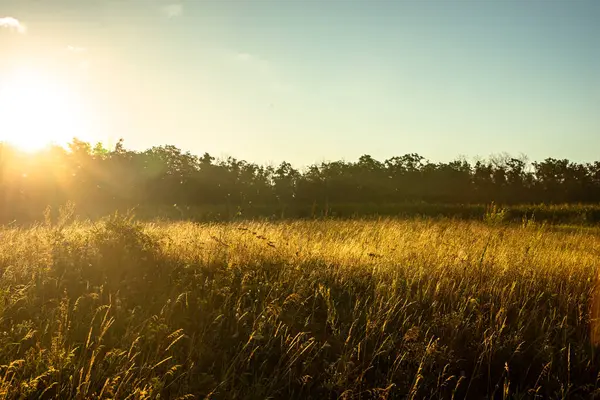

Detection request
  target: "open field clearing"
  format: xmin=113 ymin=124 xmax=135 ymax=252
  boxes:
xmin=1 ymin=216 xmax=600 ymax=398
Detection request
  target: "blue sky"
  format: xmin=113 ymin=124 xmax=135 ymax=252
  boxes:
xmin=0 ymin=0 xmax=598 ymax=166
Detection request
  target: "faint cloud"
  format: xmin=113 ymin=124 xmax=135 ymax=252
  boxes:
xmin=0 ymin=17 xmax=26 ymax=33
xmin=67 ymin=45 xmax=87 ymax=53
xmin=234 ymin=52 xmax=273 ymax=76
xmin=162 ymin=4 xmax=183 ymax=18
xmin=231 ymin=51 xmax=294 ymax=94
xmin=63 ymin=45 xmax=91 ymax=74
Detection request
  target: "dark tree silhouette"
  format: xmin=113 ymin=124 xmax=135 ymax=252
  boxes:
xmin=1 ymin=138 xmax=600 ymax=222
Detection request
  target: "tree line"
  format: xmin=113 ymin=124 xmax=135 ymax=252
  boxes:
xmin=1 ymin=139 xmax=600 ymax=221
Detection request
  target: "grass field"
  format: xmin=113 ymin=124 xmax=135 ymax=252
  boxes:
xmin=1 ymin=212 xmax=600 ymax=398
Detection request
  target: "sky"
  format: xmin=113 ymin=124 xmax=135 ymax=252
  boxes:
xmin=0 ymin=0 xmax=599 ymax=167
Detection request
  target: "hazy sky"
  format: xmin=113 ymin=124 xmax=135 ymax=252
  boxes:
xmin=0 ymin=0 xmax=599 ymax=166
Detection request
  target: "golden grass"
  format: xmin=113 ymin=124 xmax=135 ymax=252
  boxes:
xmin=0 ymin=215 xmax=599 ymax=398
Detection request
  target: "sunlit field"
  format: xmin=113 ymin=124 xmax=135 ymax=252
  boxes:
xmin=1 ymin=210 xmax=600 ymax=398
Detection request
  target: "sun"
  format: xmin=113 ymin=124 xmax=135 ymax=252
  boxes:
xmin=0 ymin=67 xmax=89 ymax=152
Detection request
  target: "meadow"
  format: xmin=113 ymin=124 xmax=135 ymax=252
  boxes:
xmin=1 ymin=209 xmax=600 ymax=399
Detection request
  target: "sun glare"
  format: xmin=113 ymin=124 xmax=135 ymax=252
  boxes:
xmin=0 ymin=68 xmax=89 ymax=152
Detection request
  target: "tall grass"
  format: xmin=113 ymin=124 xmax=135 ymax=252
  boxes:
xmin=0 ymin=213 xmax=599 ymax=398
xmin=10 ymin=201 xmax=600 ymax=227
